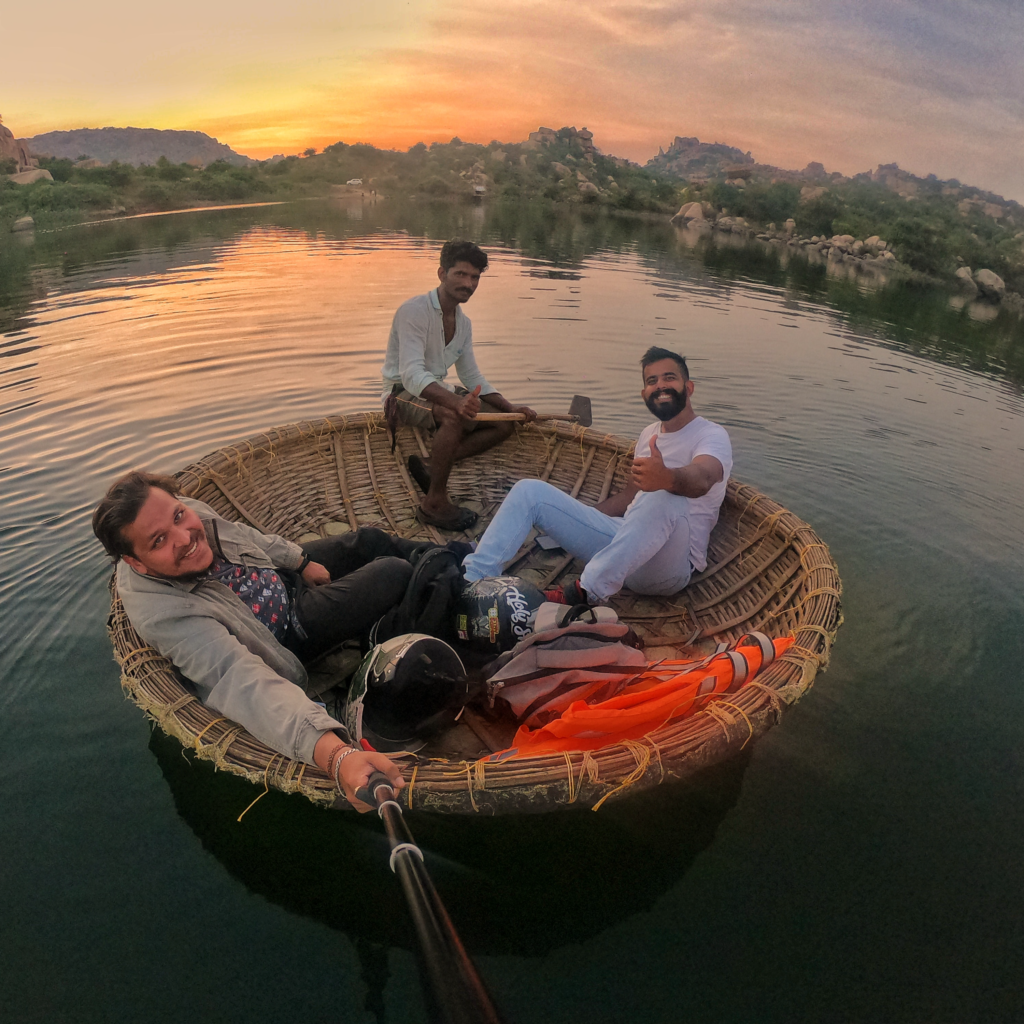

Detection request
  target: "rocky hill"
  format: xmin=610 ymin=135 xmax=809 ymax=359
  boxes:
xmin=647 ymin=137 xmax=753 ymax=180
xmin=26 ymin=127 xmax=252 ymax=167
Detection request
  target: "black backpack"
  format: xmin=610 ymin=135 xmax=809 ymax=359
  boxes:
xmin=369 ymin=544 xmax=464 ymax=647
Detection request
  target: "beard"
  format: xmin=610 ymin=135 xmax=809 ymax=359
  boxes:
xmin=644 ymin=387 xmax=687 ymax=421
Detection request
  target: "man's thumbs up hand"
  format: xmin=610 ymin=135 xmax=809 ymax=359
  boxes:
xmin=631 ymin=433 xmax=675 ymax=492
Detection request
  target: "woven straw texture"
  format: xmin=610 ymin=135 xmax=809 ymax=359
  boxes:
xmin=107 ymin=413 xmax=842 ymax=814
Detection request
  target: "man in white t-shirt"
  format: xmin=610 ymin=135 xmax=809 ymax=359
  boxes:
xmin=462 ymin=346 xmax=733 ymax=603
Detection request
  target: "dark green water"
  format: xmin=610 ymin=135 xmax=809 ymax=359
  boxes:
xmin=2 ymin=198 xmax=1023 ymax=1023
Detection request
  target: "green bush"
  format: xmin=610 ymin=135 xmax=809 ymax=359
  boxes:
xmin=798 ymin=192 xmax=844 ymax=236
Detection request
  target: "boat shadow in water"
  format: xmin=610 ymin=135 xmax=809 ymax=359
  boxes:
xmin=150 ymin=727 xmax=750 ymax=957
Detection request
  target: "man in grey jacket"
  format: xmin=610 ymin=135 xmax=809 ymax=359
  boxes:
xmin=93 ymin=470 xmax=407 ymax=810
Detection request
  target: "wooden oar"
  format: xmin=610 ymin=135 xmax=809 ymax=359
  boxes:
xmin=476 ymin=394 xmax=592 ymax=427
xmin=354 ymin=771 xmax=503 ymax=1024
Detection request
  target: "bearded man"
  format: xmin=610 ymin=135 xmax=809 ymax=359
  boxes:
xmin=461 ymin=347 xmax=733 ymax=604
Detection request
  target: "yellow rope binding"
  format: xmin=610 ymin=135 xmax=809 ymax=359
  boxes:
xmin=193 ymin=717 xmax=227 ymax=749
xmin=237 ymin=755 xmax=278 ymax=823
xmin=592 ymin=739 xmax=651 ymax=811
xmin=713 ymin=699 xmax=755 ymax=748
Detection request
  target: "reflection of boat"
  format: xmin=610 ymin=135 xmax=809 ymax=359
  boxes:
xmin=149 ymin=726 xmax=751 ymax=956
xmin=108 ymin=414 xmax=842 ymax=813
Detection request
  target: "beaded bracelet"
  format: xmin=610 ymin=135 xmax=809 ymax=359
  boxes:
xmin=325 ymin=742 xmax=351 ymax=778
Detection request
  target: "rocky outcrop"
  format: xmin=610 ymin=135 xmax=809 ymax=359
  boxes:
xmin=527 ymin=126 xmax=598 ymax=159
xmin=648 ymin=136 xmax=753 ymax=180
xmin=0 ymin=117 xmax=37 ymax=173
xmin=973 ymin=269 xmax=1005 ymax=300
xmin=8 ymin=168 xmax=53 ymax=185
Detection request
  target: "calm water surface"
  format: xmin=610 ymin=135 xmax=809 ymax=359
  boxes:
xmin=2 ymin=199 xmax=1024 ymax=1023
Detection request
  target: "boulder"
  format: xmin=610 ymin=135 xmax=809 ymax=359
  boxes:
xmin=880 ymin=250 xmax=896 ymax=262
xmin=551 ymin=162 xmax=572 ymax=178
xmin=578 ymin=181 xmax=600 ymax=195
xmin=784 ymin=218 xmax=796 ymax=235
xmin=671 ymin=201 xmax=704 ymax=224
xmin=852 ymin=240 xmax=865 ymax=255
xmin=8 ymin=168 xmax=53 ymax=185
xmin=974 ymin=269 xmax=1005 ymax=300
xmin=11 ymin=215 xmax=34 ymax=232
xmin=955 ymin=266 xmax=979 ymax=297
xmin=799 ymin=185 xmax=827 ymax=202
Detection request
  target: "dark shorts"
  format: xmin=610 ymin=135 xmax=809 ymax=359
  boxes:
xmin=389 ymin=386 xmax=503 ymax=432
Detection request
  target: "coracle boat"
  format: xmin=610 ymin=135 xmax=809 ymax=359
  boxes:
xmin=107 ymin=413 xmax=842 ymax=814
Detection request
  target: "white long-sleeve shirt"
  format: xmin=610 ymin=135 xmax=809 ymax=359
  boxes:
xmin=380 ymin=288 xmax=495 ymax=402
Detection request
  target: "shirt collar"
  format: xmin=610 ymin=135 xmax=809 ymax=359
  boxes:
xmin=429 ymin=288 xmax=442 ymax=312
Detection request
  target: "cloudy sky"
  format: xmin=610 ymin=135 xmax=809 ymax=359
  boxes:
xmin=5 ymin=0 xmax=1023 ymax=198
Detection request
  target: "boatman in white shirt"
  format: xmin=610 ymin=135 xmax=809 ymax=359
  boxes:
xmin=381 ymin=240 xmax=536 ymax=532
xmin=462 ymin=346 xmax=733 ymax=604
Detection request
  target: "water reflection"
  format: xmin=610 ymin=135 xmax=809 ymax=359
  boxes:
xmin=150 ymin=728 xmax=750 ymax=956
xmin=4 ymin=199 xmax=1023 ymax=386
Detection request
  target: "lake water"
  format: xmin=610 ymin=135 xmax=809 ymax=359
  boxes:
xmin=3 ymin=197 xmax=1024 ymax=1024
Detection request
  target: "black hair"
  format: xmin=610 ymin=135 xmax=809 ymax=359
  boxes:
xmin=439 ymin=239 xmax=488 ymax=273
xmin=92 ymin=470 xmax=180 ymax=561
xmin=640 ymin=346 xmax=689 ymax=380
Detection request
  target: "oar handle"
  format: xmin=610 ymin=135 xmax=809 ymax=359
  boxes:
xmin=475 ymin=412 xmax=577 ymax=422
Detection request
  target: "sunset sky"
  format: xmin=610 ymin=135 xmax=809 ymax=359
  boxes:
xmin=6 ymin=0 xmax=1023 ymax=199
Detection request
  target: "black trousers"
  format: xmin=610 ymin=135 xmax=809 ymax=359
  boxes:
xmin=283 ymin=528 xmax=415 ymax=663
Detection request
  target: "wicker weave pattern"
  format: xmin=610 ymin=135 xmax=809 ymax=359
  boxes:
xmin=108 ymin=414 xmax=842 ymax=814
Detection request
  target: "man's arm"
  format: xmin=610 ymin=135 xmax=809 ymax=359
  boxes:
xmin=395 ymin=302 xmax=443 ymax=399
xmin=141 ymin=607 xmax=402 ymax=809
xmin=595 ymin=480 xmax=640 ymax=517
xmin=631 ymin=435 xmax=724 ymax=497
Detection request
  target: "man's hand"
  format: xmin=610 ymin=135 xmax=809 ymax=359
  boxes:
xmin=631 ymin=435 xmax=675 ymax=493
xmin=339 ymin=750 xmax=406 ymax=812
xmin=301 ymin=560 xmax=331 ymax=586
xmin=508 ymin=404 xmax=538 ymax=422
xmin=456 ymin=385 xmax=482 ymax=421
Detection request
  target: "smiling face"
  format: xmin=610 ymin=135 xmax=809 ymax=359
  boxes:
xmin=641 ymin=357 xmax=695 ymax=423
xmin=437 ymin=260 xmax=482 ymax=305
xmin=121 ymin=486 xmax=214 ymax=578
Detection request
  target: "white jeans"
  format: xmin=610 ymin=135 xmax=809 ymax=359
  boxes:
xmin=462 ymin=479 xmax=693 ymax=600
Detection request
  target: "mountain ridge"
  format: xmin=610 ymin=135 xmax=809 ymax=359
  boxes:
xmin=26 ymin=127 xmax=252 ymax=167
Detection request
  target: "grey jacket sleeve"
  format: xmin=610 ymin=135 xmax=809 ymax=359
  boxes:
xmin=139 ymin=599 xmax=346 ymax=764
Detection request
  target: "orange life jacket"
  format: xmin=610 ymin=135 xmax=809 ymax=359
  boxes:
xmin=487 ymin=633 xmax=794 ymax=759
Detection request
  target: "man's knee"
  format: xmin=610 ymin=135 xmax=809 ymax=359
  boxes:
xmin=629 ymin=489 xmax=687 ymax=521
xmin=372 ymin=555 xmax=414 ymax=595
xmin=507 ymin=478 xmax=556 ymax=504
xmin=493 ymin=420 xmax=515 ymax=441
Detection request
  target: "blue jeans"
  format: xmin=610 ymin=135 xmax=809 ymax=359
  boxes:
xmin=462 ymin=479 xmax=693 ymax=600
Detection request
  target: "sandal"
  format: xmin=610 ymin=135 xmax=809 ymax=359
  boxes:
xmin=416 ymin=504 xmax=478 ymax=531
xmin=407 ymin=454 xmax=431 ymax=493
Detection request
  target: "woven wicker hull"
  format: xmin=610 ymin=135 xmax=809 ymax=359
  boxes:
xmin=107 ymin=413 xmax=842 ymax=814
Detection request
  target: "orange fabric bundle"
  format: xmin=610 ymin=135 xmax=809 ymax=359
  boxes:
xmin=500 ymin=634 xmax=795 ymax=758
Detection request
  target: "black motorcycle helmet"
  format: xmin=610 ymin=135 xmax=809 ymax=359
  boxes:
xmin=345 ymin=634 xmax=469 ymax=752
xmin=454 ymin=575 xmax=546 ymax=654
